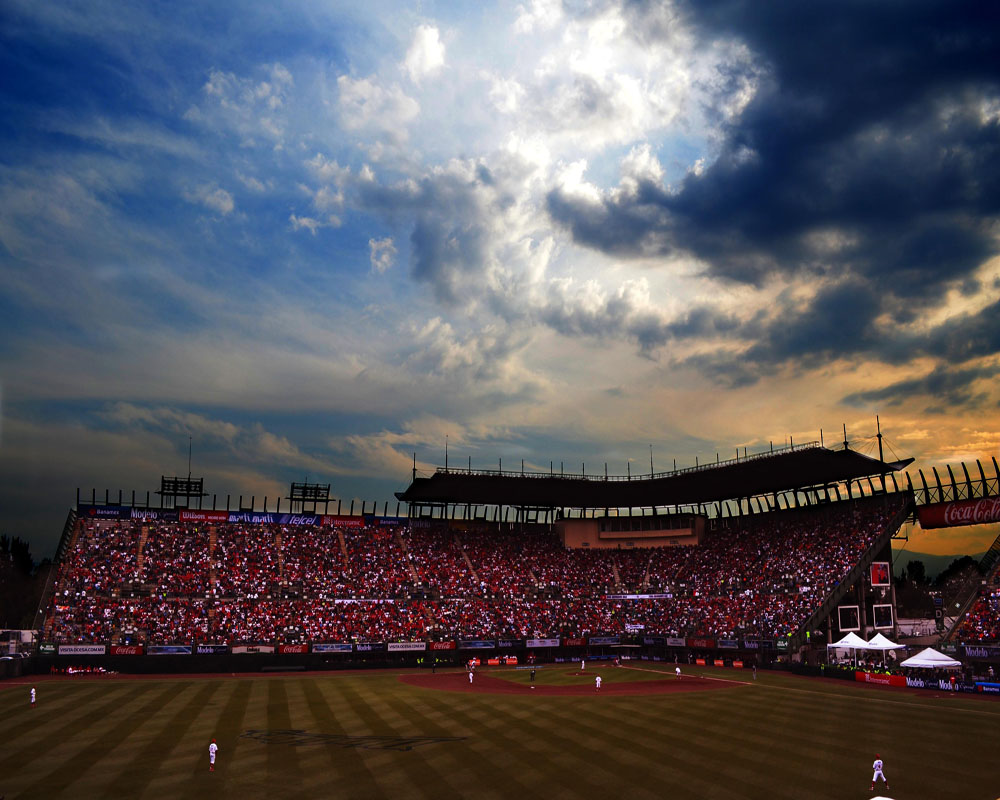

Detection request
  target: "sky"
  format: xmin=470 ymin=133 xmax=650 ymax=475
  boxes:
xmin=1 ymin=0 xmax=999 ymax=560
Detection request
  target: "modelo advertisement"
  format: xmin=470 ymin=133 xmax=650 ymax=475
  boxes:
xmin=148 ymin=645 xmax=192 ymax=655
xmin=196 ymin=644 xmax=230 ymax=655
xmin=355 ymin=643 xmax=386 ymax=652
xmin=129 ymin=509 xmax=179 ymax=522
xmin=109 ymin=645 xmax=143 ymax=655
xmin=387 ymin=642 xmax=427 ymax=652
xmin=497 ymin=639 xmax=521 ymax=649
xmin=232 ymin=645 xmax=275 ymax=654
xmin=278 ymin=644 xmax=309 ymax=654
xmin=312 ymin=643 xmax=353 ymax=653
xmin=58 ymin=644 xmax=107 ymax=655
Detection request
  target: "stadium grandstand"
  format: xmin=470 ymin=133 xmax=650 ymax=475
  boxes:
xmin=17 ymin=437 xmax=1000 ymax=676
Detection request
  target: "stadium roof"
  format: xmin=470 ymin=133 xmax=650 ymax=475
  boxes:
xmin=396 ymin=445 xmax=912 ymax=509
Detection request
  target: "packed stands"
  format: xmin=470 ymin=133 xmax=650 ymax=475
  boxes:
xmin=43 ymin=495 xmax=905 ymax=644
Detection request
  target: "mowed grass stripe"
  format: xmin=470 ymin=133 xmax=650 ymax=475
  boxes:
xmin=0 ymin=683 xmax=118 ymax=750
xmin=266 ymin=678 xmax=303 ymax=782
xmin=299 ymin=676 xmax=384 ymax=797
xmin=389 ymin=689 xmax=539 ymax=799
xmin=0 ymin=683 xmax=150 ymax=778
xmin=16 ymin=682 xmax=183 ymax=799
xmin=407 ymin=691 xmax=551 ymax=797
xmin=337 ymin=680 xmax=441 ymax=800
xmin=99 ymin=680 xmax=220 ymax=799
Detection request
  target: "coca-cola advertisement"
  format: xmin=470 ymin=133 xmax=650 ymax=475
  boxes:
xmin=918 ymin=497 xmax=1000 ymax=529
xmin=278 ymin=644 xmax=309 ymax=654
xmin=109 ymin=645 xmax=143 ymax=655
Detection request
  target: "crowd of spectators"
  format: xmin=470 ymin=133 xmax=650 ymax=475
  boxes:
xmin=44 ymin=497 xmax=905 ymax=644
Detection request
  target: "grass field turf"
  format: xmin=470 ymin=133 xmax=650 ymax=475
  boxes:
xmin=1 ymin=663 xmax=996 ymax=799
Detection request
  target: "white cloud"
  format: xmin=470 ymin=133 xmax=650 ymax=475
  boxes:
xmin=404 ymin=24 xmax=445 ymax=83
xmin=337 ymin=75 xmax=419 ymax=139
xmin=185 ymin=184 xmax=234 ymax=215
xmin=369 ymin=237 xmax=397 ymax=273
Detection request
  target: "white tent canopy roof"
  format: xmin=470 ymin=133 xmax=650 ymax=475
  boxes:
xmin=898 ymin=647 xmax=962 ymax=669
xmin=827 ymin=632 xmax=869 ymax=649
xmin=866 ymin=633 xmax=905 ymax=650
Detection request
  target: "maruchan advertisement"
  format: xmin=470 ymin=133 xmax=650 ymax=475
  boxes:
xmin=231 ymin=645 xmax=275 ymax=654
xmin=196 ymin=644 xmax=230 ymax=655
xmin=109 ymin=645 xmax=143 ymax=655
xmin=387 ymin=642 xmax=427 ymax=652
xmin=277 ymin=644 xmax=309 ymax=654
xmin=429 ymin=641 xmax=457 ymax=651
xmin=147 ymin=645 xmax=192 ymax=655
xmin=58 ymin=644 xmax=107 ymax=656
xmin=312 ymin=643 xmax=353 ymax=653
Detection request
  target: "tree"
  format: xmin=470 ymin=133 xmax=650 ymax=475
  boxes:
xmin=906 ymin=559 xmax=927 ymax=586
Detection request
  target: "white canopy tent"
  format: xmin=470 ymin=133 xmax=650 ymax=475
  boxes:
xmin=826 ymin=632 xmax=869 ymax=665
xmin=865 ymin=633 xmax=905 ymax=651
xmin=899 ymin=647 xmax=962 ymax=670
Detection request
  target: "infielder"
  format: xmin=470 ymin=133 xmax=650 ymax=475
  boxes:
xmin=468 ymin=669 xmax=474 ymax=684
xmin=595 ymin=675 xmax=602 ymax=692
xmin=675 ymin=666 xmax=681 ymax=679
xmin=209 ymin=739 xmax=219 ymax=772
xmin=870 ymin=754 xmax=888 ymax=791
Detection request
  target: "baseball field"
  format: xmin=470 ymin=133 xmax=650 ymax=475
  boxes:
xmin=1 ymin=662 xmax=994 ymax=799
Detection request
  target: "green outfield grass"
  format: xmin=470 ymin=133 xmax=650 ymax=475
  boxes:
xmin=1 ymin=663 xmax=995 ymax=799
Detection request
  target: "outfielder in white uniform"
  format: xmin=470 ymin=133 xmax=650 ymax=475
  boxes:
xmin=595 ymin=675 xmax=602 ymax=692
xmin=209 ymin=739 xmax=219 ymax=772
xmin=675 ymin=666 xmax=681 ymax=679
xmin=870 ymin=754 xmax=888 ymax=791
xmin=468 ymin=670 xmax=474 ymax=684
xmin=30 ymin=686 xmax=36 ymax=707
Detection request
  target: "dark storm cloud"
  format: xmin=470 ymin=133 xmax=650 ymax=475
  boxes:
xmin=842 ymin=364 xmax=999 ymax=410
xmin=548 ymin=0 xmax=1000 ymax=368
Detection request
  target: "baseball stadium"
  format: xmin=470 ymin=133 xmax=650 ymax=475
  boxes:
xmin=3 ymin=438 xmax=1000 ymax=799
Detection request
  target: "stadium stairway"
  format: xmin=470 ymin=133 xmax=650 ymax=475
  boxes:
xmin=135 ymin=525 xmax=149 ymax=572
xmin=455 ymin=533 xmax=480 ymax=585
xmin=336 ymin=529 xmax=349 ymax=571
xmin=789 ymin=495 xmax=914 ymax=652
xmin=978 ymin=529 xmax=1000 ymax=577
xmin=396 ymin=530 xmax=420 ymax=584
xmin=611 ymin=559 xmax=622 ymax=591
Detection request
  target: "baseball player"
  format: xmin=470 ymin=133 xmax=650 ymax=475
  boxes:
xmin=530 ymin=668 xmax=536 ymax=688
xmin=209 ymin=739 xmax=219 ymax=772
xmin=675 ymin=666 xmax=681 ymax=679
xmin=580 ymin=659 xmax=585 ymax=671
xmin=468 ymin=669 xmax=474 ymax=684
xmin=595 ymin=675 xmax=602 ymax=692
xmin=870 ymin=754 xmax=888 ymax=791
xmin=30 ymin=686 xmax=36 ymax=707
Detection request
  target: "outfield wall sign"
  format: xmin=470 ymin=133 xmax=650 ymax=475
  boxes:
xmin=717 ymin=639 xmax=739 ymax=649
xmin=278 ymin=644 xmax=309 ymax=654
xmin=313 ymin=643 xmax=353 ymax=653
xmin=525 ymin=638 xmax=560 ymax=648
xmin=231 ymin=645 xmax=274 ymax=654
xmin=588 ymin=636 xmax=620 ymax=646
xmin=109 ymin=645 xmax=143 ymax=655
xmin=562 ymin=637 xmax=586 ymax=647
xmin=147 ymin=645 xmax=192 ymax=655
xmin=39 ymin=643 xmax=56 ymax=654
xmin=387 ymin=642 xmax=427 ymax=652
xmin=355 ymin=643 xmax=386 ymax=652
xmin=196 ymin=644 xmax=230 ymax=654
xmin=497 ymin=639 xmax=521 ymax=649
xmin=686 ymin=637 xmax=716 ymax=649
xmin=429 ymin=641 xmax=457 ymax=651
xmin=58 ymin=644 xmax=106 ymax=655
xmin=964 ymin=645 xmax=1000 ymax=658
xmin=459 ymin=640 xmax=496 ymax=649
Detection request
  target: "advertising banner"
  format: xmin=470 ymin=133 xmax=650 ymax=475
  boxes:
xmin=387 ymin=642 xmax=427 ymax=652
xmin=906 ymin=676 xmax=926 ymax=688
xmin=231 ymin=645 xmax=274 ymax=654
xmin=695 ymin=658 xmax=706 ymax=666
xmin=39 ymin=643 xmax=56 ymax=655
xmin=78 ymin=505 xmax=128 ymax=520
xmin=148 ymin=645 xmax=192 ymax=655
xmin=588 ymin=636 xmax=620 ymax=646
xmin=604 ymin=593 xmax=673 ymax=600
xmin=665 ymin=637 xmax=686 ymax=647
xmin=58 ymin=644 xmax=106 ymax=656
xmin=562 ymin=637 xmax=586 ymax=647
xmin=322 ymin=515 xmax=365 ymax=528
xmin=226 ymin=512 xmax=320 ymax=526
xmin=742 ymin=639 xmax=760 ymax=649
xmin=109 ymin=645 xmax=143 ymax=655
xmin=642 ymin=636 xmax=665 ymax=646
xmin=718 ymin=639 xmax=739 ymax=649
xmin=855 ymin=671 xmax=907 ymax=688
xmin=376 ymin=516 xmax=405 ymax=526
xmin=312 ymin=643 xmax=353 ymax=653
xmin=429 ymin=641 xmax=457 ymax=651
xmin=976 ymin=682 xmax=1000 ymax=694
xmin=733 ymin=660 xmax=744 ymax=669
xmin=776 ymin=639 xmax=789 ymax=651
xmin=278 ymin=644 xmax=309 ymax=654
xmin=964 ymin=645 xmax=1000 ymax=659
xmin=525 ymin=638 xmax=560 ymax=648
xmin=129 ymin=508 xmax=179 ymax=522
xmin=918 ymin=497 xmax=1000 ymax=529
xmin=178 ymin=510 xmax=229 ymax=523
xmin=686 ymin=638 xmax=716 ymax=650
xmin=355 ymin=643 xmax=386 ymax=652
xmin=497 ymin=639 xmax=521 ymax=649
xmin=459 ymin=640 xmax=496 ymax=650
xmin=713 ymin=659 xmax=725 ymax=667
xmin=195 ymin=644 xmax=230 ymax=655
xmin=870 ymin=561 xmax=891 ymax=587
